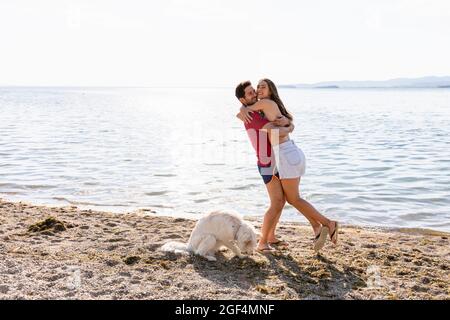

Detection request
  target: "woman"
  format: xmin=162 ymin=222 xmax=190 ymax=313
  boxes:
xmin=240 ymin=78 xmax=339 ymax=252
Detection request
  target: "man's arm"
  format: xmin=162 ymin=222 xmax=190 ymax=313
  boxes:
xmin=262 ymin=122 xmax=294 ymax=136
xmin=272 ymin=115 xmax=291 ymax=127
xmin=264 ymin=114 xmax=294 ymax=135
xmin=236 ymin=107 xmax=253 ymax=124
xmin=280 ymin=122 xmax=295 ymax=135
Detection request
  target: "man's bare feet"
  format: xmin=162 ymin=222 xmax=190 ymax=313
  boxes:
xmin=256 ymin=243 xmax=276 ymax=253
xmin=267 ymin=235 xmax=288 ymax=246
xmin=268 ymin=239 xmax=288 ymax=246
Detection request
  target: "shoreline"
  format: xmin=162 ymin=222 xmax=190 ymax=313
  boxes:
xmin=2 ymin=196 xmax=448 ymax=236
xmin=0 ymin=198 xmax=449 ymax=300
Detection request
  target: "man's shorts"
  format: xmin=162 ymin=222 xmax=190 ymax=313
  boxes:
xmin=257 ymin=164 xmax=280 ymax=185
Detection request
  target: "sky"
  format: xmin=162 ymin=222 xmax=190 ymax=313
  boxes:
xmin=1 ymin=0 xmax=450 ymax=87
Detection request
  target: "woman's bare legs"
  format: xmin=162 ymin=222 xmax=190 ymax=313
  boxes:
xmin=280 ymin=177 xmax=338 ymax=243
xmin=258 ymin=177 xmax=286 ymax=250
xmin=267 ymin=178 xmax=317 ymax=241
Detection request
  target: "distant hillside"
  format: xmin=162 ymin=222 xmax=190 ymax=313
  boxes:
xmin=281 ymin=76 xmax=450 ymax=88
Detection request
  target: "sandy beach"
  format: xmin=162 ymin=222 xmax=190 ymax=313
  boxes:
xmin=0 ymin=198 xmax=448 ymax=300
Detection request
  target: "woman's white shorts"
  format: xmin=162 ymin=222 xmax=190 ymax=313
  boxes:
xmin=272 ymin=140 xmax=306 ymax=179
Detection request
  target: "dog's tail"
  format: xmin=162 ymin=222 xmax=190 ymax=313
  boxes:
xmin=160 ymin=241 xmax=191 ymax=255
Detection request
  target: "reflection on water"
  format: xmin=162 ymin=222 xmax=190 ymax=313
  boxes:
xmin=0 ymin=87 xmax=449 ymax=232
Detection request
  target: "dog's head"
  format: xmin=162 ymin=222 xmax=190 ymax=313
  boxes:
xmin=236 ymin=221 xmax=257 ymax=255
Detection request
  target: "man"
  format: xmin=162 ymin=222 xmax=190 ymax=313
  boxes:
xmin=235 ymin=81 xmax=293 ymax=252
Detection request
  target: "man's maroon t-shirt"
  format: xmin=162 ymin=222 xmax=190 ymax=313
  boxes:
xmin=243 ymin=110 xmax=272 ymax=167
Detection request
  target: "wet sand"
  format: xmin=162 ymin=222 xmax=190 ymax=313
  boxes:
xmin=0 ymin=199 xmax=448 ymax=300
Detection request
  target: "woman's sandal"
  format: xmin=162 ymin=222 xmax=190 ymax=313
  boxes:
xmin=329 ymin=221 xmax=339 ymax=245
xmin=313 ymin=226 xmax=329 ymax=252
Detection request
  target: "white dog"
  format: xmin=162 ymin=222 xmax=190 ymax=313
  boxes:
xmin=160 ymin=210 xmax=257 ymax=261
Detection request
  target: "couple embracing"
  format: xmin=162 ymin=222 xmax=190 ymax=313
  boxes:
xmin=235 ymin=79 xmax=339 ymax=253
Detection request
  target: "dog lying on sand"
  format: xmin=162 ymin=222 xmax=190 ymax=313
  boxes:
xmin=160 ymin=210 xmax=257 ymax=261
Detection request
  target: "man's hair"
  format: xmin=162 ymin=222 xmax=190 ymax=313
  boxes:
xmin=235 ymin=81 xmax=251 ymax=99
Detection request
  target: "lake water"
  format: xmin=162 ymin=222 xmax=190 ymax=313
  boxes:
xmin=1 ymin=87 xmax=449 ymax=232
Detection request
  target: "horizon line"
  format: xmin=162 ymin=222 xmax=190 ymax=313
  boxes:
xmin=1 ymin=75 xmax=449 ymax=89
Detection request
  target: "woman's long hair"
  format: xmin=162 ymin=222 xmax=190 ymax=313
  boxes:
xmin=261 ymin=78 xmax=293 ymax=121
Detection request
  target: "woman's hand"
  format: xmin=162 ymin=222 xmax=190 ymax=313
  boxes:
xmin=236 ymin=106 xmax=254 ymax=124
